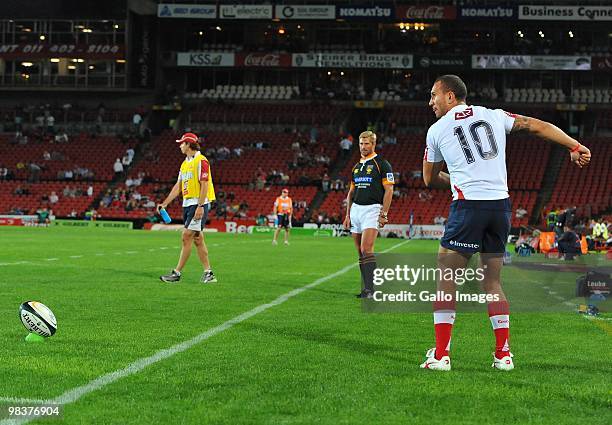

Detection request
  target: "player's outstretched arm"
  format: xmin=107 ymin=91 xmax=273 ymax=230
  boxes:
xmin=510 ymin=115 xmax=591 ymax=168
xmin=423 ymin=161 xmax=450 ymax=189
xmin=343 ymin=184 xmax=355 ymax=229
xmin=157 ymin=181 xmax=181 ymax=211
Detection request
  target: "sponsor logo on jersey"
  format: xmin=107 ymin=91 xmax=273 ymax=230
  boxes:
xmin=454 ymin=107 xmax=473 ymax=120
xmin=386 ymin=173 xmax=395 ymax=183
xmin=354 ymin=176 xmax=373 ymax=183
xmin=366 ymin=165 xmax=373 ymax=174
xmin=181 ymin=171 xmax=194 ymax=180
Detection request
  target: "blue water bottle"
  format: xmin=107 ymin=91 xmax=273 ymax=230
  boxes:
xmin=159 ymin=208 xmax=172 ymax=224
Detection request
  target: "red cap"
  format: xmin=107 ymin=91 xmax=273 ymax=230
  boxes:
xmin=176 ymin=132 xmax=199 ymax=144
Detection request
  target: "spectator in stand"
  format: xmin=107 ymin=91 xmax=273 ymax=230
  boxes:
xmin=49 ymin=191 xmax=59 ymax=204
xmin=87 ymin=185 xmax=93 ymax=197
xmin=14 ymin=111 xmax=22 ymax=132
xmin=515 ymin=206 xmax=528 ymax=219
xmin=322 ymin=173 xmax=331 ymax=192
xmin=0 ymin=165 xmax=8 ymax=180
xmin=46 ymin=114 xmax=55 ymax=134
xmin=434 ymin=216 xmax=447 ymax=225
xmin=14 ymin=185 xmax=28 ymax=195
xmin=54 ymin=129 xmax=69 ymax=144
xmin=132 ymin=111 xmax=143 ymax=134
xmin=113 ymin=158 xmax=124 ymax=178
xmin=340 ymin=135 xmax=352 ymax=158
xmin=28 ymin=162 xmax=41 ymax=183
xmin=43 ymin=151 xmax=51 ymax=161
xmin=310 ymin=126 xmax=319 ymax=144
xmin=418 ymin=190 xmax=432 ymax=201
xmin=256 ymin=175 xmax=265 ymax=191
xmin=100 ymin=190 xmax=113 ymax=208
xmin=216 ymin=199 xmax=228 ymax=220
xmin=126 ymin=147 xmax=135 ymax=163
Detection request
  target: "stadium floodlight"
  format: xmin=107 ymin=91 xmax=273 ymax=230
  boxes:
xmin=50 ymin=58 xmax=60 ymax=63
xmin=216 ymin=26 xmax=222 ymax=31
xmin=21 ymin=62 xmax=33 ymax=67
xmin=569 ymin=31 xmax=574 ymax=38
xmin=39 ymin=35 xmax=45 ymax=40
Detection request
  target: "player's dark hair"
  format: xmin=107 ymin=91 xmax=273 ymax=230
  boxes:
xmin=188 ymin=142 xmax=201 ymax=151
xmin=435 ymin=75 xmax=467 ymax=101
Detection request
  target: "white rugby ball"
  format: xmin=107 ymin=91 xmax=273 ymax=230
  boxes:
xmin=19 ymin=301 xmax=57 ymax=337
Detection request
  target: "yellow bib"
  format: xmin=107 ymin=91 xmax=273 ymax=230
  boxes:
xmin=179 ymin=152 xmax=216 ymax=202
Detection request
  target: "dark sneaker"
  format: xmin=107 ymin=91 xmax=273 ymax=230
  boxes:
xmin=355 ymin=290 xmax=373 ymax=299
xmin=160 ymin=270 xmax=181 ymax=283
xmin=201 ymin=270 xmax=217 ymax=284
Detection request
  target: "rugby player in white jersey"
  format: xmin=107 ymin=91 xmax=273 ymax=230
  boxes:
xmin=420 ymin=75 xmax=591 ymax=371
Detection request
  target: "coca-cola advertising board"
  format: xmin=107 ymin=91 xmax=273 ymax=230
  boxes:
xmin=236 ymin=53 xmax=292 ymax=68
xmin=396 ymin=5 xmax=456 ymax=20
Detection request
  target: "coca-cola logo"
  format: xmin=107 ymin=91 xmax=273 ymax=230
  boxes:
xmin=243 ymin=53 xmax=280 ymax=67
xmin=403 ymin=6 xmax=449 ymax=19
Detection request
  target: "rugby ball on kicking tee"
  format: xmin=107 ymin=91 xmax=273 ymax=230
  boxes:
xmin=19 ymin=301 xmax=57 ymax=337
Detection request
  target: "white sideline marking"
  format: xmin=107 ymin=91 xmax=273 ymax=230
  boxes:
xmin=0 ymin=397 xmax=47 ymax=404
xmin=45 ymin=258 xmax=59 ymax=262
xmin=69 ymin=255 xmax=83 ymax=259
xmin=0 ymin=240 xmax=409 ymax=425
xmin=124 ymin=251 xmax=138 ymax=254
xmin=95 ymin=253 xmax=105 ymax=256
xmin=0 ymin=261 xmax=29 ymax=266
xmin=0 ymin=397 xmax=45 ymax=404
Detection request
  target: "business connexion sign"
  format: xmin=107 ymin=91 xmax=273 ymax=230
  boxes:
xmin=292 ymin=53 xmax=412 ymax=69
xmin=519 ymin=5 xmax=612 ymax=21
xmin=157 ymin=3 xmax=216 ymax=19
xmin=275 ymin=5 xmax=336 ymax=20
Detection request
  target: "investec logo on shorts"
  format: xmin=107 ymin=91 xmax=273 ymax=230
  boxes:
xmin=449 ymin=240 xmax=480 ymax=249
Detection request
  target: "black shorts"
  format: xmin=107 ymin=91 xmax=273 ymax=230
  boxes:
xmin=183 ymin=204 xmax=209 ymax=231
xmin=277 ymin=214 xmax=291 ymax=228
xmin=440 ymin=199 xmax=512 ymax=254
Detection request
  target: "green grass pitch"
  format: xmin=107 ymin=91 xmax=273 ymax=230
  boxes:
xmin=0 ymin=227 xmax=610 ymax=424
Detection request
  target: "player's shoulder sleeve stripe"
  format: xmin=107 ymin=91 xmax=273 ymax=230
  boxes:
xmin=372 ymin=158 xmax=381 ymax=173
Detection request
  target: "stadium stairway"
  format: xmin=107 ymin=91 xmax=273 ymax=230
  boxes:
xmin=530 ymin=144 xmax=567 ymax=224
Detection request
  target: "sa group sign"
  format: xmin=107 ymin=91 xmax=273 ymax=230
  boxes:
xmin=275 ymin=5 xmax=335 ymax=20
xmin=337 ymin=4 xmax=395 ymax=20
xmin=177 ymin=52 xmax=235 ymax=67
xmin=219 ymin=5 xmax=273 ymax=19
xmin=157 ymin=4 xmax=216 ymax=19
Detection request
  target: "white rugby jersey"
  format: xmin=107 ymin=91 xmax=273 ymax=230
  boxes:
xmin=424 ymin=104 xmax=516 ymax=200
